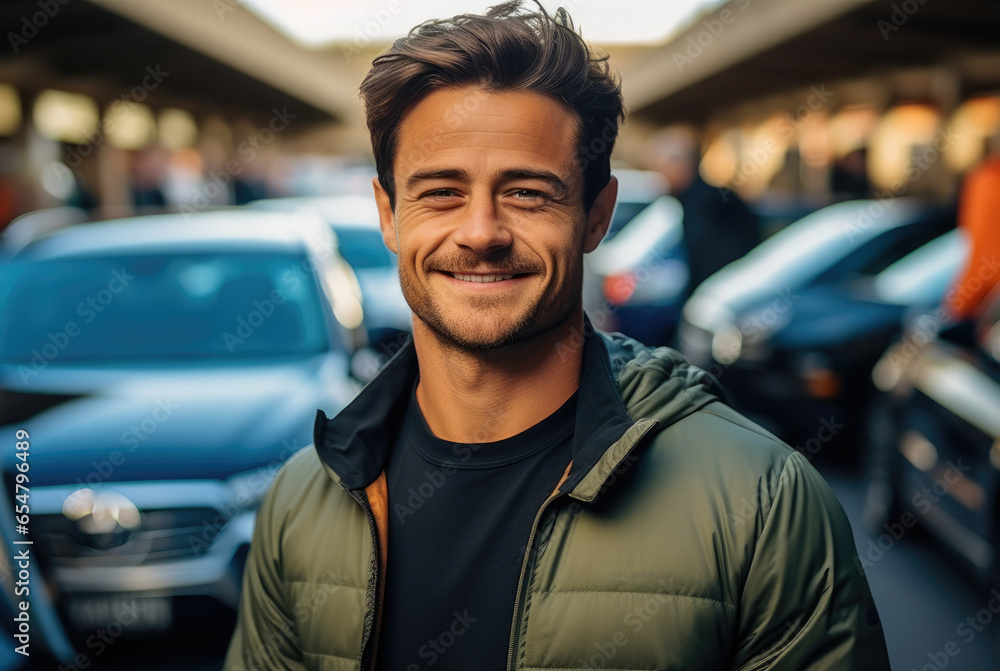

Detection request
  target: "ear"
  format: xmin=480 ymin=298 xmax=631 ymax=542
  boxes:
xmin=583 ymin=175 xmax=618 ymax=253
xmin=372 ymin=176 xmax=398 ymax=255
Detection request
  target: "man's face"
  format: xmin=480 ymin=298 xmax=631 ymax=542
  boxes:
xmin=373 ymin=86 xmax=615 ymax=350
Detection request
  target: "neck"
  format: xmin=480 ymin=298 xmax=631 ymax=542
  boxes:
xmin=412 ymin=309 xmax=586 ymax=443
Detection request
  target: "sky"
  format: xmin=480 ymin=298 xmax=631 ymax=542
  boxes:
xmin=239 ymin=0 xmax=723 ymax=47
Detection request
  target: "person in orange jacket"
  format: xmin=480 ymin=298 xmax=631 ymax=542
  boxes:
xmin=946 ymin=140 xmax=1000 ymax=320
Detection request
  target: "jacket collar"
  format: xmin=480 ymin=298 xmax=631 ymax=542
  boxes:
xmin=313 ymin=318 xmax=647 ymax=498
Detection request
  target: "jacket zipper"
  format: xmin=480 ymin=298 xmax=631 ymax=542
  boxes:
xmin=505 ymin=489 xmax=565 ymax=671
xmin=503 ymin=421 xmax=659 ymax=670
xmin=347 ymin=488 xmax=382 ymax=671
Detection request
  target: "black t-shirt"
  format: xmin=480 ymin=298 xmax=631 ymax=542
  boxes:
xmin=376 ymin=385 xmax=576 ymax=670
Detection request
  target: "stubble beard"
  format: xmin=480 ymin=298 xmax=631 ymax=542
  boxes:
xmin=398 ymin=253 xmax=583 ymax=351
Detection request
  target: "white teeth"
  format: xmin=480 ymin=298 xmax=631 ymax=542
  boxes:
xmin=452 ymin=273 xmax=514 ymax=283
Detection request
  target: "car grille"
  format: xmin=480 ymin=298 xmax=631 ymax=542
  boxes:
xmin=34 ymin=507 xmax=227 ymax=566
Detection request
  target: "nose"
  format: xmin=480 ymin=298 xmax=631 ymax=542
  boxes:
xmin=451 ymin=196 xmax=513 ymax=256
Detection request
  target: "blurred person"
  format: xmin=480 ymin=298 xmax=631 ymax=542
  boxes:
xmin=64 ymin=149 xmax=99 ymax=212
xmin=225 ymin=3 xmax=889 ymax=670
xmin=0 ymin=140 xmax=22 ymax=228
xmin=233 ymin=172 xmax=268 ymax=204
xmin=129 ymin=145 xmax=167 ymax=209
xmin=830 ymin=147 xmax=871 ymax=199
xmin=230 ymin=119 xmax=272 ymax=204
xmin=945 ymin=135 xmax=1000 ymax=320
xmin=649 ymin=126 xmax=759 ymax=298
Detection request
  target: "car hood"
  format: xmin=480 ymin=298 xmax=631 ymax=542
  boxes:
xmin=756 ymin=284 xmax=908 ymax=350
xmin=0 ymin=355 xmax=355 ymax=485
xmin=686 ymin=199 xmax=926 ymax=330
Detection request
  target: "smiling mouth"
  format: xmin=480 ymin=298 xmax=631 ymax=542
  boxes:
xmin=450 ymin=273 xmax=516 ymax=283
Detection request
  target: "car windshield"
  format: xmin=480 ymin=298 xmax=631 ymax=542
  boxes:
xmin=334 ymin=227 xmax=395 ymax=270
xmin=873 ymin=229 xmax=967 ymax=305
xmin=0 ymin=252 xmax=330 ymax=362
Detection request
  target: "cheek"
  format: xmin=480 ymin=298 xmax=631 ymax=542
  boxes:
xmin=395 ymin=212 xmax=444 ymax=263
xmin=534 ymin=236 xmax=583 ymax=282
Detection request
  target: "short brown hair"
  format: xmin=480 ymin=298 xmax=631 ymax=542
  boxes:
xmin=359 ymin=1 xmax=625 ymax=211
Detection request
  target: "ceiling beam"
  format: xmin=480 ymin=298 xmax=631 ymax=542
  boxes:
xmin=86 ymin=0 xmax=362 ymax=124
xmin=622 ymin=0 xmax=872 ymax=113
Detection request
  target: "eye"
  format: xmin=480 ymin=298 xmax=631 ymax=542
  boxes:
xmin=509 ymin=189 xmax=549 ymax=206
xmin=424 ymin=188 xmax=460 ymax=199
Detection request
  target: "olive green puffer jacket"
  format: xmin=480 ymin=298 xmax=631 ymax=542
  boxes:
xmin=224 ymin=330 xmax=890 ymax=670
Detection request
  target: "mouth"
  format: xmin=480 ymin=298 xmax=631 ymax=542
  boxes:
xmin=449 ymin=273 xmax=517 ymax=283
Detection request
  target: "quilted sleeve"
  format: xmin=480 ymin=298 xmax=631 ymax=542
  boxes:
xmin=732 ymin=451 xmax=890 ymax=670
xmin=223 ymin=464 xmax=307 ymax=671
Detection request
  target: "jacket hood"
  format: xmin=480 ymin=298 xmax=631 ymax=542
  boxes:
xmin=313 ymin=318 xmax=722 ymax=500
xmin=605 ymin=331 xmax=724 ymax=428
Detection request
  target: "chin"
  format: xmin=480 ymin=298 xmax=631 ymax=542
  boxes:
xmin=420 ymin=301 xmax=577 ymax=351
xmin=428 ymin=312 xmax=533 ymax=350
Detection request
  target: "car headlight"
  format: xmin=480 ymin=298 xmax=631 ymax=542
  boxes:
xmin=735 ymin=304 xmax=794 ymax=363
xmin=680 ymin=296 xmax=735 ymax=367
xmin=711 ymin=325 xmax=743 ymax=365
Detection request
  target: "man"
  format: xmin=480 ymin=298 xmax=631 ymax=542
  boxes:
xmin=225 ymin=3 xmax=890 ymax=670
xmin=647 ymin=126 xmax=760 ymax=299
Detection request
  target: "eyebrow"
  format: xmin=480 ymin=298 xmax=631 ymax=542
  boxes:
xmin=406 ymin=169 xmax=468 ymax=191
xmin=405 ymin=168 xmax=570 ymax=198
xmin=499 ymin=169 xmax=569 ymax=198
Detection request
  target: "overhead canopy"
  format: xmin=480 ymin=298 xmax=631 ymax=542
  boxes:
xmin=0 ymin=0 xmax=363 ymax=126
xmin=625 ymin=0 xmax=1000 ymax=124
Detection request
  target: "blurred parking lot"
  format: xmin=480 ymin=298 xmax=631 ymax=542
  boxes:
xmin=2 ymin=0 xmax=1000 ymax=668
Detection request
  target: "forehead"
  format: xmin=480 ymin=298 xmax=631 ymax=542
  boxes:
xmin=394 ymin=87 xmax=582 ymax=182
